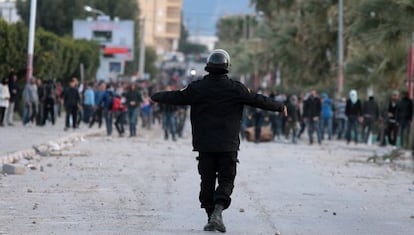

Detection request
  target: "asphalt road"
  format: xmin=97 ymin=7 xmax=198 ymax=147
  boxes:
xmin=0 ymin=128 xmax=413 ymax=235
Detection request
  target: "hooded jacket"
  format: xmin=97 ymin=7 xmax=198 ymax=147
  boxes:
xmin=346 ymin=90 xmax=362 ymax=117
xmin=321 ymin=93 xmax=333 ymax=119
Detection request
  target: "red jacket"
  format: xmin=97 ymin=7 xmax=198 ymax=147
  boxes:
xmin=112 ymin=96 xmax=127 ymax=112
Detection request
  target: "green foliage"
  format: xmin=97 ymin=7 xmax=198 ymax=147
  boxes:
xmin=0 ymin=19 xmax=99 ymax=83
xmin=223 ymin=0 xmax=414 ymax=96
xmin=144 ymin=46 xmax=159 ymax=80
xmin=346 ymin=0 xmax=414 ymax=100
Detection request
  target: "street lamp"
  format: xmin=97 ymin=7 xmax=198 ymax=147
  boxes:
xmin=83 ymin=5 xmax=105 ymax=16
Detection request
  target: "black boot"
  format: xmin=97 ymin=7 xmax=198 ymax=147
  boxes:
xmin=208 ymin=204 xmax=226 ymax=233
xmin=203 ymin=208 xmax=215 ymax=231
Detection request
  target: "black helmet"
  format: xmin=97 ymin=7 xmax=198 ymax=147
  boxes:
xmin=205 ymin=49 xmax=231 ymax=74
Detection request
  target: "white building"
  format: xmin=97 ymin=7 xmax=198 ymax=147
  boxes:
xmin=188 ymin=35 xmax=218 ymax=51
xmin=73 ymin=17 xmax=135 ymax=81
xmin=0 ymin=0 xmax=20 ymax=23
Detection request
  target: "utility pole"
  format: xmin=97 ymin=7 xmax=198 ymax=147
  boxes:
xmin=25 ymin=0 xmax=37 ymax=83
xmin=337 ymin=0 xmax=344 ymax=97
xmin=138 ymin=17 xmax=146 ymax=79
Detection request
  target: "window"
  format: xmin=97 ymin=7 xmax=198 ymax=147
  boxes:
xmin=109 ymin=62 xmax=121 ymax=73
xmin=92 ymin=30 xmax=112 ymax=43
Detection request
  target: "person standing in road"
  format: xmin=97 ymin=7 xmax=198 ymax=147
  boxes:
xmin=36 ymin=78 xmax=45 ymax=126
xmin=82 ymin=82 xmax=95 ymax=124
xmin=0 ymin=77 xmax=10 ymax=126
xmin=396 ymin=91 xmax=413 ymax=148
xmin=386 ymin=91 xmax=400 ymax=146
xmin=303 ymin=90 xmax=322 ymax=145
xmin=159 ymin=87 xmax=178 ymax=141
xmin=151 ymin=49 xmax=286 ymax=233
xmin=63 ymin=78 xmax=81 ymax=131
xmin=6 ymin=73 xmax=18 ymax=126
xmin=89 ymin=82 xmax=105 ymax=129
xmin=345 ymin=89 xmax=363 ymax=144
xmin=124 ymin=82 xmax=142 ymax=137
xmin=320 ymin=93 xmax=334 ymax=141
xmin=140 ymin=91 xmax=152 ymax=130
xmin=22 ymin=78 xmax=38 ymax=126
xmin=102 ymin=83 xmax=114 ymax=136
xmin=112 ymin=92 xmax=127 ymax=137
xmin=285 ymin=94 xmax=299 ymax=144
xmin=335 ymin=97 xmax=347 ymax=140
xmin=42 ymin=80 xmax=56 ymax=126
xmin=361 ymin=96 xmax=379 ymax=144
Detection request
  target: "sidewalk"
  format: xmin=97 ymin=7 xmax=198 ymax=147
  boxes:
xmin=0 ymin=117 xmax=104 ymax=164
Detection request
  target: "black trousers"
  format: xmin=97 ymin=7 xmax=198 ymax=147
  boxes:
xmin=0 ymin=107 xmax=5 ymax=125
xmin=197 ymin=152 xmax=238 ymax=211
xmin=387 ymin=122 xmax=399 ymax=146
xmin=42 ymin=99 xmax=55 ymax=125
xmin=65 ymin=105 xmax=78 ymax=128
xmin=89 ymin=108 xmax=103 ymax=128
xmin=114 ymin=111 xmax=126 ymax=135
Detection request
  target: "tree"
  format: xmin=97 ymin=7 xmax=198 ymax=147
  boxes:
xmin=144 ymin=46 xmax=158 ymax=80
xmin=0 ymin=19 xmax=99 ymax=84
xmin=346 ymin=0 xmax=414 ymax=99
xmin=248 ymin=0 xmax=414 ymax=98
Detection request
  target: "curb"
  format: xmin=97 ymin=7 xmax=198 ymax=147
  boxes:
xmin=0 ymin=130 xmax=104 ymax=166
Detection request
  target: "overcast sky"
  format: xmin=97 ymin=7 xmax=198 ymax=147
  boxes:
xmin=182 ymin=0 xmax=254 ymax=37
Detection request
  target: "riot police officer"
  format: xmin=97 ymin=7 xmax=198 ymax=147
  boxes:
xmin=151 ymin=49 xmax=286 ymax=232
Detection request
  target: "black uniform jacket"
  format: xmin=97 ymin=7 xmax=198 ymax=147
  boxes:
xmin=151 ymin=74 xmax=284 ymax=152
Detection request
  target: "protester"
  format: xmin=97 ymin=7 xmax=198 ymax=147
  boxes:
xmin=82 ymin=82 xmax=95 ymax=124
xmin=345 ymin=89 xmax=362 ymax=144
xmin=296 ymin=95 xmax=306 ymax=139
xmin=396 ymin=91 xmax=413 ymax=148
xmin=124 ymin=82 xmax=142 ymax=137
xmin=251 ymin=91 xmax=267 ymax=143
xmin=176 ymin=105 xmax=188 ymax=138
xmin=335 ymin=97 xmax=347 ymax=140
xmin=303 ymin=90 xmax=322 ymax=145
xmin=22 ymin=78 xmax=38 ymax=126
xmin=42 ymin=80 xmax=56 ymax=125
xmin=89 ymin=82 xmax=105 ymax=129
xmin=159 ymin=87 xmax=178 ymax=141
xmin=55 ymin=81 xmax=63 ymax=117
xmin=0 ymin=77 xmax=10 ymax=126
xmin=63 ymin=78 xmax=81 ymax=130
xmin=272 ymin=93 xmax=285 ymax=141
xmin=386 ymin=91 xmax=400 ymax=146
xmin=320 ymin=92 xmax=333 ymax=141
xmin=102 ymin=83 xmax=114 ymax=136
xmin=362 ymin=96 xmax=379 ymax=144
xmin=285 ymin=94 xmax=299 ymax=144
xmin=36 ymin=78 xmax=45 ymax=126
xmin=6 ymin=74 xmax=18 ymax=126
xmin=140 ymin=92 xmax=152 ymax=130
xmin=112 ymin=93 xmax=127 ymax=137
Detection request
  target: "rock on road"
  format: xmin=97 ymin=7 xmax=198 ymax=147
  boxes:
xmin=0 ymin=128 xmax=413 ymax=235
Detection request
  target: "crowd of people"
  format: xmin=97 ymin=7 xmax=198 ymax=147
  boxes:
xmin=0 ymin=69 xmax=190 ymax=141
xmin=1 ymin=69 xmax=413 ymax=149
xmin=242 ymin=88 xmax=413 ymax=149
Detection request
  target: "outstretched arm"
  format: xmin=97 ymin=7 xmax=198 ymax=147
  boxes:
xmin=241 ymin=86 xmax=286 ymax=115
xmin=151 ymin=87 xmax=194 ymax=106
